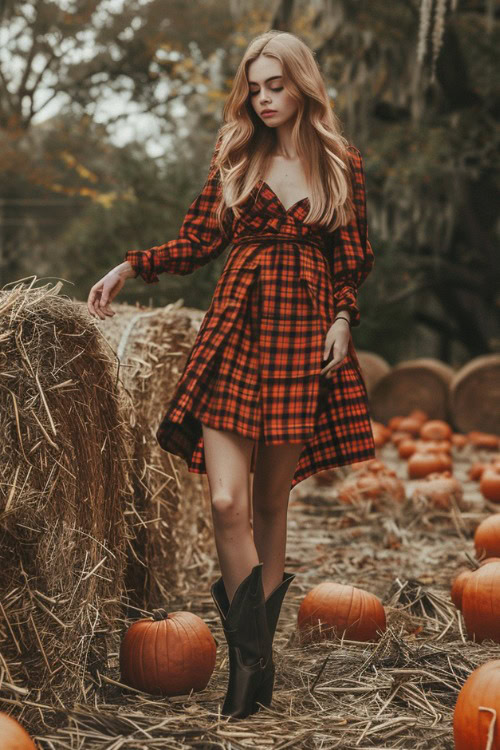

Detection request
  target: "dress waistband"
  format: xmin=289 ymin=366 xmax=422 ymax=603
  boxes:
xmin=233 ymin=233 xmax=325 ymax=252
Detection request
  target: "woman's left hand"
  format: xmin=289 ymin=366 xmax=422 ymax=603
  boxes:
xmin=320 ymin=318 xmax=350 ymax=379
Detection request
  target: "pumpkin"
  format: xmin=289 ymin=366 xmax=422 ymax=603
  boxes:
xmin=398 ymin=439 xmax=417 ymax=458
xmin=414 ymin=439 xmax=452 ymax=454
xmin=372 ymin=421 xmax=391 ymax=447
xmin=411 ymin=471 xmax=464 ymax=510
xmin=480 ymin=467 xmax=500 ymax=503
xmin=408 ymin=408 xmax=429 ymax=424
xmin=474 ymin=514 xmax=500 ymax=558
xmin=469 ymin=462 xmax=487 ymax=481
xmin=453 ymin=659 xmax=500 ymax=750
xmin=419 ymin=419 xmax=452 ymax=441
xmin=297 ymin=582 xmax=386 ymax=643
xmin=451 ymin=570 xmax=473 ymax=611
xmin=390 ymin=430 xmax=414 ymax=445
xmin=0 ymin=712 xmax=37 ymax=749
xmin=407 ymin=451 xmax=452 ymax=479
xmin=120 ymin=608 xmax=216 ymax=696
xmin=467 ymin=431 xmax=500 ymax=451
xmin=461 ymin=562 xmax=500 ymax=643
xmin=451 ymin=433 xmax=468 ymax=449
xmin=451 ymin=560 xmax=500 ymax=611
xmin=397 ymin=416 xmax=423 ymax=437
xmin=387 ymin=415 xmax=404 ymax=431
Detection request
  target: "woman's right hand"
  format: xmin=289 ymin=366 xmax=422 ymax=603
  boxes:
xmin=87 ymin=261 xmax=136 ymax=320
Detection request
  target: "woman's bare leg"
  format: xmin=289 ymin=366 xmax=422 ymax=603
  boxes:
xmin=202 ymin=423 xmax=258 ymax=602
xmin=251 ymin=441 xmax=305 ymax=597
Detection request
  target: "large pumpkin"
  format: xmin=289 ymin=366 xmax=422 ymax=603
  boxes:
xmin=461 ymin=562 xmax=500 ymax=643
xmin=453 ymin=659 xmax=500 ymax=750
xmin=480 ymin=467 xmax=500 ymax=503
xmin=120 ymin=608 xmax=216 ymax=696
xmin=474 ymin=514 xmax=500 ymax=558
xmin=297 ymin=582 xmax=386 ymax=643
xmin=0 ymin=712 xmax=37 ymax=749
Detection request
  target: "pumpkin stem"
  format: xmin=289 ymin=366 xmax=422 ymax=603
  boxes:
xmin=152 ymin=608 xmax=168 ymax=621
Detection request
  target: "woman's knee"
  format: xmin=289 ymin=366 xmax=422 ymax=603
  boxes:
xmin=211 ymin=493 xmax=249 ymax=529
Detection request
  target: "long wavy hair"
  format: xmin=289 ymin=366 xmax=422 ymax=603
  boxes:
xmin=212 ymin=30 xmax=355 ymax=233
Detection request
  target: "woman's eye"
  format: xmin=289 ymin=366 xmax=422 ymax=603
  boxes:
xmin=249 ymin=87 xmax=283 ymax=96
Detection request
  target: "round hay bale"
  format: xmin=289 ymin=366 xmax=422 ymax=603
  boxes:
xmin=355 ymin=351 xmax=391 ymax=397
xmin=449 ymin=354 xmax=500 ymax=435
xmin=0 ymin=280 xmax=129 ymax=725
xmin=94 ymin=301 xmax=218 ymax=610
xmin=370 ymin=358 xmax=455 ymax=425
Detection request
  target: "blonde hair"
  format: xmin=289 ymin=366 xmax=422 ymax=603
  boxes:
xmin=212 ymin=30 xmax=355 ymax=233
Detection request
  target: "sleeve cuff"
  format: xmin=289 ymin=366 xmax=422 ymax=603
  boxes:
xmin=333 ymin=282 xmax=361 ymax=327
xmin=124 ymin=249 xmax=160 ymax=284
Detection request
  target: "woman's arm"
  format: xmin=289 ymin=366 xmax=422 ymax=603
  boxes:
xmin=124 ymin=136 xmax=232 ymax=283
xmin=327 ymin=145 xmax=375 ymax=327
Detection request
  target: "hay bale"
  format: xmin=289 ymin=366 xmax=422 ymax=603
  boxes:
xmin=95 ymin=301 xmax=217 ymax=610
xmin=370 ymin=358 xmax=455 ymax=425
xmin=355 ymin=351 xmax=391 ymax=397
xmin=0 ymin=280 xmax=129 ymax=727
xmin=450 ymin=354 xmax=500 ymax=435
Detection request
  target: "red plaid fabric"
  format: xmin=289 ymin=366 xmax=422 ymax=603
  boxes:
xmin=124 ymin=138 xmax=376 ymax=488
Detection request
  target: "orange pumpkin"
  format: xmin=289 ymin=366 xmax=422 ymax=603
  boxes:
xmin=474 ymin=514 xmax=500 ymax=558
xmin=450 ymin=570 xmax=473 ymax=611
xmin=408 ymin=408 xmax=428 ymax=424
xmin=372 ymin=421 xmax=391 ymax=448
xmin=467 ymin=431 xmax=500 ymax=451
xmin=120 ymin=608 xmax=216 ymax=696
xmin=390 ymin=430 xmax=414 ymax=445
xmin=469 ymin=462 xmax=487 ymax=481
xmin=407 ymin=451 xmax=452 ymax=479
xmin=414 ymin=439 xmax=452 ymax=454
xmin=411 ymin=471 xmax=463 ymax=510
xmin=297 ymin=582 xmax=386 ymax=643
xmin=0 ymin=712 xmax=37 ymax=749
xmin=398 ymin=439 xmax=417 ymax=458
xmin=398 ymin=417 xmax=424 ymax=437
xmin=419 ymin=419 xmax=452 ymax=441
xmin=387 ymin=415 xmax=404 ymax=431
xmin=453 ymin=659 xmax=500 ymax=749
xmin=480 ymin=467 xmax=500 ymax=503
xmin=451 ymin=433 xmax=468 ymax=449
xmin=461 ymin=562 xmax=500 ymax=643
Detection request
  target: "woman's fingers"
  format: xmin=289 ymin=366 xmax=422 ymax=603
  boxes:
xmin=88 ymin=273 xmax=123 ymax=320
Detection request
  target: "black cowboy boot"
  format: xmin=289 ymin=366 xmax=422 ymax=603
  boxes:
xmin=211 ymin=562 xmax=272 ymax=719
xmin=253 ymin=571 xmax=295 ymax=710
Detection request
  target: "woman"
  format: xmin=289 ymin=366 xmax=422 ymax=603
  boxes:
xmin=88 ymin=30 xmax=375 ymax=720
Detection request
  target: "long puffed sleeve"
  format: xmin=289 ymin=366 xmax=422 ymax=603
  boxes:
xmin=326 ymin=145 xmax=375 ymax=327
xmin=124 ymin=136 xmax=232 ymax=283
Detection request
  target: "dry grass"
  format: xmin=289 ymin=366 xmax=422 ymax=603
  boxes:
xmin=30 ymin=438 xmax=500 ymax=749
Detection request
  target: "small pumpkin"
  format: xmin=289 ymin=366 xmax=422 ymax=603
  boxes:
xmin=461 ymin=562 xmax=500 ymax=643
xmin=419 ymin=419 xmax=452 ymax=441
xmin=479 ymin=466 xmax=500 ymax=503
xmin=398 ymin=439 xmax=417 ymax=459
xmin=297 ymin=582 xmax=386 ymax=643
xmin=408 ymin=408 xmax=429 ymax=424
xmin=120 ymin=608 xmax=216 ymax=696
xmin=451 ymin=433 xmax=468 ymax=449
xmin=0 ymin=712 xmax=37 ymax=749
xmin=372 ymin=421 xmax=391 ymax=448
xmin=467 ymin=431 xmax=500 ymax=451
xmin=414 ymin=439 xmax=452 ymax=454
xmin=407 ymin=451 xmax=452 ymax=479
xmin=390 ymin=430 xmax=414 ymax=446
xmin=387 ymin=415 xmax=405 ymax=431
xmin=469 ymin=462 xmax=487 ymax=481
xmin=450 ymin=559 xmax=500 ymax=611
xmin=397 ymin=416 xmax=424 ymax=437
xmin=411 ymin=471 xmax=463 ymax=510
xmin=453 ymin=659 xmax=500 ymax=750
xmin=474 ymin=513 xmax=500 ymax=558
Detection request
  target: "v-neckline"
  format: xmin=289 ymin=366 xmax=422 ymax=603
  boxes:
xmin=258 ymin=179 xmax=310 ymax=214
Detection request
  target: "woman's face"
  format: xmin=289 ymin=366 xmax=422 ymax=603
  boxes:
xmin=247 ymin=55 xmax=298 ymax=128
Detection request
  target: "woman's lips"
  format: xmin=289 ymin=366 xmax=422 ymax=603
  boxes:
xmin=261 ymin=111 xmax=277 ymax=117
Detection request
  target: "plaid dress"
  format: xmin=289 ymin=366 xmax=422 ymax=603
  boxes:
xmin=124 ymin=138 xmax=376 ymax=489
